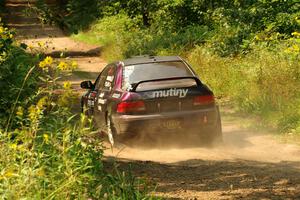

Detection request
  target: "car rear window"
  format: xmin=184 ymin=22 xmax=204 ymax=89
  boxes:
xmin=122 ymin=61 xmax=194 ymax=90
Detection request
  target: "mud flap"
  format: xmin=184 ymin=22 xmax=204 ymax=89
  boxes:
xmin=107 ymin=117 xmax=115 ymax=147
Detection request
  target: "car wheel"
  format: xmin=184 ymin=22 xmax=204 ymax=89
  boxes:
xmin=208 ymin=114 xmax=223 ymax=145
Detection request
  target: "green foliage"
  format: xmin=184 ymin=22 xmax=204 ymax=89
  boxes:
xmin=0 ymin=24 xmax=158 ymax=199
xmin=34 ymin=0 xmax=101 ymax=33
xmin=72 ymin=0 xmax=300 ymax=57
xmin=0 ymin=20 xmax=39 ymax=127
xmin=73 ymin=14 xmax=140 ymax=61
xmin=35 ymin=0 xmax=300 ymax=49
xmin=0 ymin=103 xmax=155 ymax=198
xmin=188 ymin=41 xmax=300 ymax=133
xmin=63 ymin=0 xmax=101 ymax=33
xmin=0 ymin=1 xmax=5 ymax=13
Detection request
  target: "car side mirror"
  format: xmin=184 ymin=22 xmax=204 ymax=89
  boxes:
xmin=80 ymin=81 xmax=93 ymax=89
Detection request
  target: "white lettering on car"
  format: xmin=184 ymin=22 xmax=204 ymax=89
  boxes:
xmin=99 ymin=92 xmax=105 ymax=98
xmin=98 ymin=99 xmax=106 ymax=104
xmin=105 ymin=81 xmax=111 ymax=87
xmin=87 ymin=100 xmax=94 ymax=106
xmin=112 ymin=93 xmax=121 ymax=99
xmin=106 ymin=76 xmax=114 ymax=82
xmin=152 ymin=88 xmax=189 ymax=98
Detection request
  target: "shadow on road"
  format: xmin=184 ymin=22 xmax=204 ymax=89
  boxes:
xmin=104 ymin=157 xmax=300 ymax=199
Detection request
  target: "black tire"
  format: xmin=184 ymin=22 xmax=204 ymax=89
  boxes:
xmin=208 ymin=112 xmax=223 ymax=145
xmin=213 ymin=115 xmax=223 ymax=143
xmin=203 ymin=108 xmax=223 ymax=146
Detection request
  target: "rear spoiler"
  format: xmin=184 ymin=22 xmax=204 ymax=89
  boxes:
xmin=130 ymin=76 xmax=202 ymax=92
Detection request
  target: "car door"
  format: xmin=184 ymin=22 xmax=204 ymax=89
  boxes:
xmin=93 ymin=64 xmax=117 ymax=128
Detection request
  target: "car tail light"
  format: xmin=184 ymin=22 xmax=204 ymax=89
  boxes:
xmin=117 ymin=101 xmax=146 ymax=113
xmin=193 ymin=95 xmax=215 ymax=105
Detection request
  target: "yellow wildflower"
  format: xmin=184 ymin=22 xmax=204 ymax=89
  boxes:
xmin=292 ymin=31 xmax=300 ymax=38
xmin=37 ymin=96 xmax=48 ymax=109
xmin=4 ymin=169 xmax=16 ymax=178
xmin=1 ymin=34 xmax=7 ymax=40
xmin=57 ymin=61 xmax=68 ymax=70
xmin=37 ymin=41 xmax=45 ymax=47
xmin=16 ymin=106 xmax=24 ymax=117
xmin=9 ymin=143 xmax=17 ymax=150
xmin=36 ymin=168 xmax=45 ymax=177
xmin=39 ymin=61 xmax=46 ymax=69
xmin=43 ymin=56 xmax=53 ymax=65
xmin=254 ymin=35 xmax=260 ymax=41
xmin=63 ymin=81 xmax=72 ymax=90
xmin=28 ymin=105 xmax=37 ymax=121
xmin=71 ymin=61 xmax=78 ymax=70
xmin=292 ymin=45 xmax=300 ymax=52
xmin=284 ymin=48 xmax=291 ymax=53
xmin=43 ymin=134 xmax=49 ymax=144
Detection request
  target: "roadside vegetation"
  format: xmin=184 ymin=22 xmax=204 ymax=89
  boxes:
xmin=69 ymin=0 xmax=300 ymax=136
xmin=0 ymin=18 xmax=157 ymax=199
xmin=0 ymin=1 xmax=5 ymax=13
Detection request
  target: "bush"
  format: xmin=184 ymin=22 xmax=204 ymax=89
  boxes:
xmin=0 ymin=56 xmax=157 ymax=199
xmin=73 ymin=14 xmax=139 ymax=61
xmin=34 ymin=0 xmax=101 ymax=33
xmin=0 ymin=23 xmax=158 ymax=199
xmin=0 ymin=19 xmax=39 ymax=128
xmin=0 ymin=1 xmax=5 ymax=13
xmin=188 ymin=40 xmax=300 ymax=133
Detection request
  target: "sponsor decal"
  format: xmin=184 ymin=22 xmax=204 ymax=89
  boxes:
xmin=112 ymin=93 xmax=121 ymax=99
xmin=152 ymin=88 xmax=188 ymax=98
xmin=99 ymin=92 xmax=105 ymax=98
xmin=98 ymin=99 xmax=106 ymax=104
xmin=106 ymin=75 xmax=114 ymax=82
xmin=123 ymin=65 xmax=135 ymax=90
xmin=105 ymin=81 xmax=111 ymax=87
xmin=87 ymin=100 xmax=94 ymax=106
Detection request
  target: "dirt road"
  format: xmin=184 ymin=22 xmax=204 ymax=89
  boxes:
xmin=6 ymin=3 xmax=300 ymax=199
xmin=103 ymin=110 xmax=300 ymax=200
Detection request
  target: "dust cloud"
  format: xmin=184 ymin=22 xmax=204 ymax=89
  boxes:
xmin=104 ymin=118 xmax=300 ymax=164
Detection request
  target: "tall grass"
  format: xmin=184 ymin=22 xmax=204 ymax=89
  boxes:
xmin=0 ymin=21 xmax=159 ymax=199
xmin=188 ymin=45 xmax=300 ymax=132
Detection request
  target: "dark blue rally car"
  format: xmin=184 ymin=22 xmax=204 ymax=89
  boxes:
xmin=80 ymin=56 xmax=222 ymax=145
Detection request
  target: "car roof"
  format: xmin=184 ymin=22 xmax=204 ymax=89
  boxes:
xmin=122 ymin=56 xmax=183 ymax=66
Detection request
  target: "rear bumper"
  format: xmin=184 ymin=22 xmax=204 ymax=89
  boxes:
xmin=112 ymin=106 xmax=220 ymax=137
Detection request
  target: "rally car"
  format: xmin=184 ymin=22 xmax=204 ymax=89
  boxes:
xmin=80 ymin=56 xmax=222 ymax=146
